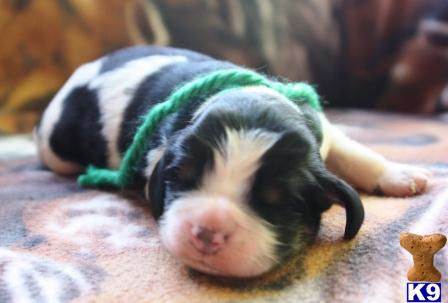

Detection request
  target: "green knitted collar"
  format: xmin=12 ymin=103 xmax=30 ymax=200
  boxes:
xmin=77 ymin=68 xmax=321 ymax=189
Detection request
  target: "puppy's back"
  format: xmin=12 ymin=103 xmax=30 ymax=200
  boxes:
xmin=36 ymin=46 xmax=235 ymax=174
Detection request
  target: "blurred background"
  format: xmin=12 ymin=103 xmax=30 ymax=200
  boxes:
xmin=0 ymin=0 xmax=447 ymax=134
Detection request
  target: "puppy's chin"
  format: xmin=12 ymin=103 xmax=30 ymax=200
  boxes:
xmin=158 ymin=194 xmax=279 ymax=278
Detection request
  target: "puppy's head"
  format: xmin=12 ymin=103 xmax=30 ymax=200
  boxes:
xmin=146 ymin=90 xmax=364 ymax=278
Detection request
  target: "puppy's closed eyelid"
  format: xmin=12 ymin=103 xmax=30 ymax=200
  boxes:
xmin=261 ymin=187 xmax=283 ymax=204
xmin=166 ymin=160 xmax=197 ymax=181
xmin=177 ymin=161 xmax=195 ymax=176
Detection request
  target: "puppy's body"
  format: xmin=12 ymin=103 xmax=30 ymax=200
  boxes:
xmin=38 ymin=47 xmax=226 ymax=172
xmin=36 ymin=46 xmax=430 ymax=277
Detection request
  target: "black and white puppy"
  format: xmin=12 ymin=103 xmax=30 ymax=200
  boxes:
xmin=35 ymin=46 xmax=430 ymax=278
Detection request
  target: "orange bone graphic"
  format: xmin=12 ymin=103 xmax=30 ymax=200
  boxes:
xmin=400 ymin=233 xmax=446 ymax=282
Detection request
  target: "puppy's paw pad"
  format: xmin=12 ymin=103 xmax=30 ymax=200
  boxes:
xmin=377 ymin=164 xmax=431 ymax=197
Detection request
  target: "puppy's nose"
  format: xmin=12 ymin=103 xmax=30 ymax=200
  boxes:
xmin=190 ymin=225 xmax=229 ymax=255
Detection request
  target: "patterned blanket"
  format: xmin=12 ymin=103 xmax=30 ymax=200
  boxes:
xmin=0 ymin=110 xmax=447 ymax=303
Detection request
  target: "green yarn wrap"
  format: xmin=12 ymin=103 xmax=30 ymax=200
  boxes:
xmin=77 ymin=68 xmax=321 ymax=189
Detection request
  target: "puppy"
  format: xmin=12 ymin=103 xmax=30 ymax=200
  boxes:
xmin=35 ymin=46 xmax=430 ymax=278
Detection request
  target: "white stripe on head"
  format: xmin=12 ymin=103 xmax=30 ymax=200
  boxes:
xmin=37 ymin=59 xmax=103 ymax=174
xmin=89 ymin=55 xmax=188 ymax=168
xmin=201 ymin=128 xmax=281 ymax=201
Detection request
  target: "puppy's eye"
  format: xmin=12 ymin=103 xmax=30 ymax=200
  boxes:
xmin=166 ymin=160 xmax=196 ymax=183
xmin=176 ymin=161 xmax=196 ymax=181
xmin=261 ymin=186 xmax=283 ymax=204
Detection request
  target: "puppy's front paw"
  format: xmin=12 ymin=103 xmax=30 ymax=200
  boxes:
xmin=376 ymin=163 xmax=431 ymax=197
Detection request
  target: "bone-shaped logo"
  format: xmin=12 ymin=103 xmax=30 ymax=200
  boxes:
xmin=400 ymin=233 xmax=447 ymax=282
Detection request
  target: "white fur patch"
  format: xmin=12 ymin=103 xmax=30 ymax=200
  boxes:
xmin=158 ymin=128 xmax=282 ymax=277
xmin=318 ymin=113 xmax=332 ymax=160
xmin=203 ymin=128 xmax=281 ymax=200
xmin=89 ymin=55 xmax=187 ymax=168
xmin=143 ymin=145 xmax=166 ymax=200
xmin=37 ymin=59 xmax=102 ymax=174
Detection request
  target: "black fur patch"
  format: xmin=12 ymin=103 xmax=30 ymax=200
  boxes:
xmin=250 ymin=131 xmax=324 ymax=261
xmin=50 ymin=87 xmax=108 ymax=167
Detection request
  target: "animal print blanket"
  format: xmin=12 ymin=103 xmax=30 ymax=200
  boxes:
xmin=0 ymin=110 xmax=447 ymax=303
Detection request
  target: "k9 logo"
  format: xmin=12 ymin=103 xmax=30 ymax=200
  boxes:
xmin=407 ymin=283 xmax=441 ymax=302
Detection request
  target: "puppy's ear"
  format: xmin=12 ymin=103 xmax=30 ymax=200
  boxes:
xmin=147 ymin=156 xmax=166 ymax=220
xmin=317 ymin=172 xmax=364 ymax=239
